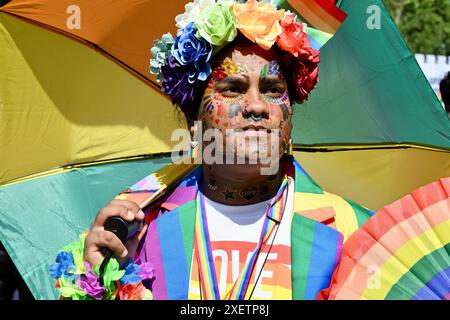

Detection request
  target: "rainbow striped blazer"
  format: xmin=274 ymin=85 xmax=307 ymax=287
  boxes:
xmin=117 ymin=156 xmax=374 ymax=299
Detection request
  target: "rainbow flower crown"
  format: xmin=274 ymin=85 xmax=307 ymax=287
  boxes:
xmin=150 ymin=0 xmax=320 ymax=108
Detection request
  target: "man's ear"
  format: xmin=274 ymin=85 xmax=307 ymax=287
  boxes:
xmin=189 ymin=121 xmax=198 ymax=139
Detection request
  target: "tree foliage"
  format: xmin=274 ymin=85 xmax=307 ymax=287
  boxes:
xmin=0 ymin=0 xmax=11 ymax=7
xmin=383 ymin=0 xmax=450 ymax=55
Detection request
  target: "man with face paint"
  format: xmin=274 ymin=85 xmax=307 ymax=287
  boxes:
xmin=51 ymin=1 xmax=374 ymax=300
xmin=196 ymin=37 xmax=293 ymax=206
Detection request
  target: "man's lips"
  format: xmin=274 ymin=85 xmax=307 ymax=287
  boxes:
xmin=240 ymin=125 xmax=272 ymax=133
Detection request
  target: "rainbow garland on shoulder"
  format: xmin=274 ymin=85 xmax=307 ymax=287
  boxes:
xmin=49 ymin=233 xmax=155 ymax=300
xmin=149 ymin=0 xmax=346 ymax=107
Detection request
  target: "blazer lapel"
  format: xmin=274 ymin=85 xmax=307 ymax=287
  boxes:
xmin=291 ymin=214 xmax=343 ymax=300
xmin=289 ymin=157 xmax=343 ymax=299
xmin=120 ymin=163 xmax=201 ymax=299
xmin=146 ymin=200 xmax=197 ymax=300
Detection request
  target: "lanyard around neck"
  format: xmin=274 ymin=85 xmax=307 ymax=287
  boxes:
xmin=193 ymin=178 xmax=290 ymax=300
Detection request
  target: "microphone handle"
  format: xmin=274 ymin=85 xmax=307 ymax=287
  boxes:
xmin=99 ymin=216 xmax=143 ymax=285
xmin=104 ymin=216 xmax=142 ymax=243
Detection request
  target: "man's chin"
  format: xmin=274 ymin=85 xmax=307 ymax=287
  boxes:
xmin=203 ymin=149 xmax=280 ymax=175
xmin=235 ymin=149 xmax=278 ymax=164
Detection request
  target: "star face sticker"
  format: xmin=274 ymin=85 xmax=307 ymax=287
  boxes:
xmin=208 ymin=178 xmax=218 ymax=191
xmin=221 ymin=187 xmax=237 ymax=200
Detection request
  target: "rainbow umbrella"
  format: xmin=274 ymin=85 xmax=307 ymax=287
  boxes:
xmin=0 ymin=0 xmax=449 ymax=299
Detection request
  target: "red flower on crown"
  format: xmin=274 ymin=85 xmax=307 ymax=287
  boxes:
xmin=211 ymin=66 xmax=228 ymax=82
xmin=276 ymin=12 xmax=314 ymax=59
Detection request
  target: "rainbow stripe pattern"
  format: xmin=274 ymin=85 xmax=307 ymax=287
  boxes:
xmin=227 ymin=178 xmax=289 ymax=300
xmin=117 ymin=157 xmax=373 ymax=299
xmin=192 ymin=179 xmax=289 ymax=300
xmin=193 ymin=193 xmax=221 ymax=300
xmin=320 ymin=177 xmax=450 ymax=300
xmin=268 ymin=0 xmax=348 ymax=50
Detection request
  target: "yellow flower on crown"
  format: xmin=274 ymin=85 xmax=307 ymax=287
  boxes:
xmin=222 ymin=57 xmax=239 ymax=75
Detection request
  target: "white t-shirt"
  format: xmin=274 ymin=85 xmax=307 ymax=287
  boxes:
xmin=188 ymin=179 xmax=295 ymax=299
xmin=203 ymin=195 xmax=272 ymax=243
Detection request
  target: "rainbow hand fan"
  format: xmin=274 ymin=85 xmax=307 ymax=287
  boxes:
xmin=319 ymin=177 xmax=450 ymax=300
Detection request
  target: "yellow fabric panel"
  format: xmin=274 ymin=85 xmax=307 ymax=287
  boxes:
xmin=293 ymin=192 xmax=359 ymax=241
xmin=0 ymin=13 xmax=183 ymax=184
xmin=295 ymin=148 xmax=450 ymax=211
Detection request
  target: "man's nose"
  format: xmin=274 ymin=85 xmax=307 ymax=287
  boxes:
xmin=243 ymin=88 xmax=269 ymax=121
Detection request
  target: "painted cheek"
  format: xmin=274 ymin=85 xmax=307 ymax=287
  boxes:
xmin=207 ymin=107 xmax=229 ymax=129
xmin=209 ymin=95 xmax=245 ymax=129
xmin=228 ymin=103 xmax=241 ymax=119
xmin=216 ymin=103 xmax=225 ymax=117
xmin=200 ymin=93 xmax=214 ymax=113
xmin=269 ymin=104 xmax=277 ymax=116
xmin=269 ymin=104 xmax=286 ymax=122
xmin=280 ymin=103 xmax=289 ymax=121
xmin=204 ymin=114 xmax=215 ymax=127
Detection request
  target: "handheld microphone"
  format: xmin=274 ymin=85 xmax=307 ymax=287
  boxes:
xmin=99 ymin=216 xmax=143 ymax=285
xmin=104 ymin=216 xmax=142 ymax=243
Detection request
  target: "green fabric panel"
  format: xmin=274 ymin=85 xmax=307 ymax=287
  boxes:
xmin=293 ymin=158 xmax=324 ymax=195
xmin=178 ymin=200 xmax=196 ymax=276
xmin=346 ymin=198 xmax=373 ymax=227
xmin=0 ymin=156 xmax=172 ymax=300
xmin=291 ymin=214 xmax=315 ymax=300
xmin=291 ymin=0 xmax=450 ymax=149
xmin=385 ymin=244 xmax=450 ymax=300
xmin=306 ymin=27 xmax=331 ymax=45
xmin=294 ymin=170 xmax=324 ymax=195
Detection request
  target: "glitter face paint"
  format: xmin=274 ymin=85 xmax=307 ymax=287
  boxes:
xmin=262 ymin=92 xmax=289 ymax=105
xmin=267 ymin=60 xmax=284 ymax=80
xmin=260 ymin=60 xmax=284 ymax=80
xmin=198 ymin=49 xmax=294 ymax=160
xmin=214 ymin=93 xmax=244 ymax=104
xmin=211 ymin=58 xmax=250 ymax=83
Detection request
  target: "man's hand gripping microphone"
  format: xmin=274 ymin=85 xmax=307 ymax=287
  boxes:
xmin=99 ymin=217 xmax=143 ymax=285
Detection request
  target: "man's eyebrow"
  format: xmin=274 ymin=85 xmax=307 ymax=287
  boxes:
xmin=215 ymin=75 xmax=249 ymax=85
xmin=259 ymin=77 xmax=286 ymax=86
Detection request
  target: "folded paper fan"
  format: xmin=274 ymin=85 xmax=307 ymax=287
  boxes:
xmin=318 ymin=177 xmax=450 ymax=300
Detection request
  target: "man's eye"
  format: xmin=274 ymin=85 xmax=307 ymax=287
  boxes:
xmin=263 ymin=87 xmax=283 ymax=95
xmin=221 ymin=87 xmax=244 ymax=95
